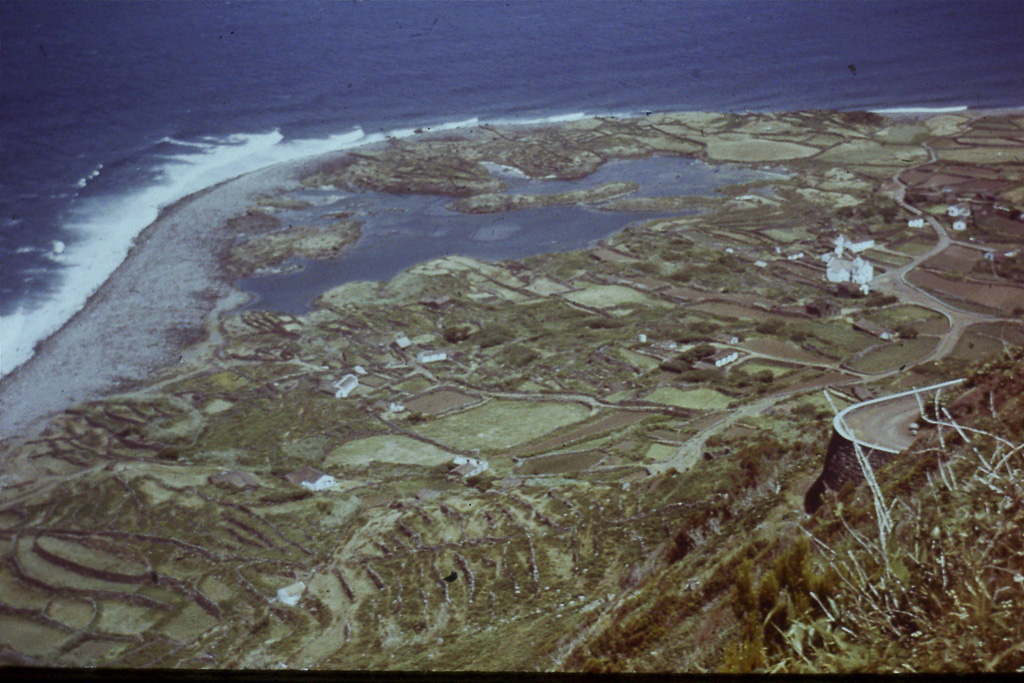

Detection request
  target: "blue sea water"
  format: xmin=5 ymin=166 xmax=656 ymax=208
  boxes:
xmin=1 ymin=0 xmax=1022 ymax=375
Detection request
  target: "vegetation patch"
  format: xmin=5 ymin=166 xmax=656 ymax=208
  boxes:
xmin=647 ymin=387 xmax=732 ymax=410
xmin=413 ymin=400 xmax=591 ymax=452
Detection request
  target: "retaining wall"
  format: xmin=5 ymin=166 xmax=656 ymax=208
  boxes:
xmin=804 ymin=429 xmax=894 ymax=514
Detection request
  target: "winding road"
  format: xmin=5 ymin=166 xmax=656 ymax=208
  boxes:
xmin=655 ymin=136 xmax=1014 ymax=472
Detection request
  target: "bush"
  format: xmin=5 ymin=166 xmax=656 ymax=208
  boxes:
xmin=678 ymin=343 xmax=716 ymax=363
xmin=756 ymin=319 xmax=784 ymax=335
xmin=894 ymin=323 xmax=919 ymax=339
xmin=587 ymin=317 xmax=625 ymax=330
xmin=501 ymin=344 xmax=539 ymax=368
xmin=443 ymin=325 xmax=473 ymax=343
xmin=473 ymin=326 xmax=511 ymax=349
xmin=865 ymin=292 xmax=898 ymax=307
xmin=786 ymin=327 xmax=810 ymax=343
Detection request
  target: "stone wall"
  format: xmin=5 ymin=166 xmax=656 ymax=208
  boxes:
xmin=804 ymin=429 xmax=895 ymax=514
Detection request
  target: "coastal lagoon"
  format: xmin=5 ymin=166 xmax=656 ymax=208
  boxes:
xmin=237 ymin=156 xmax=781 ymax=313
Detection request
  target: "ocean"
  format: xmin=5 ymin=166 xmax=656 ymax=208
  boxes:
xmin=1 ymin=0 xmax=1022 ymax=376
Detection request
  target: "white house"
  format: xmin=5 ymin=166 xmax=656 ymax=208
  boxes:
xmin=787 ymin=252 xmax=804 ymax=261
xmin=416 ymin=350 xmax=447 ymax=364
xmin=394 ymin=334 xmax=412 ymax=349
xmin=708 ymin=349 xmax=740 ymax=367
xmin=352 ymin=365 xmax=367 ymax=375
xmin=952 ymin=220 xmax=967 ymax=231
xmin=286 ymin=466 xmax=337 ymax=491
xmin=754 ymin=260 xmax=768 ymax=268
xmin=277 ymin=581 xmax=306 ymax=606
xmin=451 ymin=456 xmax=489 ymax=478
xmin=847 ymin=239 xmax=875 ymax=254
xmin=947 ymin=204 xmax=971 ymax=218
xmin=908 ymin=217 xmax=925 ymax=228
xmin=306 ymin=474 xmax=335 ymax=491
xmin=388 ymin=402 xmax=406 ymax=413
xmin=835 ymin=235 xmax=874 ymax=256
xmin=638 ymin=333 xmax=647 ymax=343
xmin=334 ymin=374 xmax=359 ymax=398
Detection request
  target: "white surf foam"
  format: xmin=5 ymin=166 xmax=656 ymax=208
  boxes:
xmin=488 ymin=112 xmax=590 ymax=127
xmin=1 ymin=126 xmax=379 ymax=378
xmin=869 ymin=105 xmax=970 ymax=114
xmin=0 ymin=112 xmax=598 ymax=379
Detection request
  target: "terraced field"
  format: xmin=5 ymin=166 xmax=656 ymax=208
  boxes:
xmin=2 ymin=110 xmax=1022 ymax=671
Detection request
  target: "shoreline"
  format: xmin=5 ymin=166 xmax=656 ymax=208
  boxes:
xmin=0 ymin=159 xmax=314 ymax=440
xmin=0 ymin=122 xmax=508 ymax=441
xmin=2 ymin=106 xmax=1021 ymax=441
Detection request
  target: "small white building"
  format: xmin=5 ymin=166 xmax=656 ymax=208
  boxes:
xmin=638 ymin=333 xmax=647 ymax=343
xmin=908 ymin=217 xmax=925 ymax=228
xmin=787 ymin=252 xmax=804 ymax=261
xmin=334 ymin=374 xmax=359 ymax=398
xmin=451 ymin=456 xmax=489 ymax=478
xmin=416 ymin=350 xmax=447 ymax=364
xmin=285 ymin=466 xmax=337 ymax=491
xmin=847 ymin=239 xmax=875 ymax=254
xmin=304 ymin=474 xmax=336 ymax=491
xmin=947 ymin=204 xmax=971 ymax=218
xmin=352 ymin=365 xmax=367 ymax=375
xmin=277 ymin=581 xmax=306 ymax=606
xmin=754 ymin=260 xmax=768 ymax=268
xmin=835 ymin=235 xmax=874 ymax=256
xmin=394 ymin=334 xmax=412 ymax=349
xmin=388 ymin=402 xmax=406 ymax=413
xmin=952 ymin=220 xmax=967 ymax=231
xmin=708 ymin=349 xmax=740 ymax=367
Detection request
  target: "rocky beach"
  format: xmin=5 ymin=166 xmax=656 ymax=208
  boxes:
xmin=0 ymin=159 xmax=316 ymax=439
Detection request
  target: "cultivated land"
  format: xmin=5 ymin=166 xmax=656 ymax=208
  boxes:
xmin=0 ymin=110 xmax=1022 ymax=672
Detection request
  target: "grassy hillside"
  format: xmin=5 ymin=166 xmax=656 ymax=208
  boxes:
xmin=564 ymin=347 xmax=1024 ymax=673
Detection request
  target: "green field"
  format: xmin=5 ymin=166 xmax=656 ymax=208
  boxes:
xmin=647 ymin=387 xmax=732 ymax=410
xmin=325 ymin=435 xmax=454 ymax=468
xmin=738 ymin=360 xmax=794 ymax=378
xmin=414 ymin=400 xmax=591 ymax=451
xmin=845 ymin=336 xmax=939 ymax=374
xmin=865 ymin=305 xmax=945 ymax=327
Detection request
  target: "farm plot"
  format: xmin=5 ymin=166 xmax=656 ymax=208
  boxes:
xmin=646 ymin=387 xmax=732 ymax=410
xmin=951 ymin=322 xmax=1024 ymax=362
xmin=741 ymin=336 xmax=828 ymax=364
xmin=413 ymin=400 xmax=591 ymax=452
xmin=923 ymin=244 xmax=984 ymax=272
xmin=506 ymin=409 xmax=650 ymax=457
xmin=864 ymin=304 xmax=946 ymax=328
xmin=688 ymin=301 xmax=780 ymax=321
xmin=906 ymin=270 xmax=1024 ymax=315
xmin=793 ymin=320 xmax=878 ymax=357
xmin=704 ymin=136 xmax=820 ymax=162
xmin=405 ymin=387 xmax=481 ymax=415
xmin=736 ymin=360 xmax=795 ymax=378
xmin=517 ymin=449 xmax=605 ymax=475
xmin=562 ymin=285 xmax=667 ymax=310
xmin=325 ymin=435 xmax=455 ymax=468
xmin=845 ymin=336 xmax=940 ymax=374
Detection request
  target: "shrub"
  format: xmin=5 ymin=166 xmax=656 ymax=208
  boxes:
xmin=443 ymin=325 xmax=473 ymax=343
xmin=586 ymin=317 xmax=625 ymax=330
xmin=894 ymin=323 xmax=918 ymax=339
xmin=473 ymin=326 xmax=511 ymax=349
xmin=501 ymin=344 xmax=539 ymax=368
